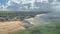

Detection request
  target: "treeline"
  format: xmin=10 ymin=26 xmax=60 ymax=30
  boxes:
xmin=0 ymin=11 xmax=49 ymax=17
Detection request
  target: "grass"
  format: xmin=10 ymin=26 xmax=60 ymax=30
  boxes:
xmin=9 ymin=24 xmax=60 ymax=34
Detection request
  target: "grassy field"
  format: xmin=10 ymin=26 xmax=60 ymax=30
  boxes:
xmin=9 ymin=24 xmax=60 ymax=34
xmin=8 ymin=20 xmax=60 ymax=34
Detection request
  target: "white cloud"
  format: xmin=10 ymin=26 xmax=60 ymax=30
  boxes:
xmin=11 ymin=0 xmax=21 ymax=4
xmin=5 ymin=0 xmax=36 ymax=10
xmin=0 ymin=0 xmax=51 ymax=11
xmin=50 ymin=0 xmax=60 ymax=11
xmin=38 ymin=0 xmax=49 ymax=3
xmin=7 ymin=0 xmax=12 ymax=6
xmin=21 ymin=0 xmax=35 ymax=7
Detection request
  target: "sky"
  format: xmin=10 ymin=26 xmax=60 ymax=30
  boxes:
xmin=0 ymin=0 xmax=60 ymax=11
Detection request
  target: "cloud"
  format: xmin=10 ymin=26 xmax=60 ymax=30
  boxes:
xmin=11 ymin=0 xmax=21 ymax=4
xmin=1 ymin=0 xmax=60 ymax=11
xmin=41 ymin=0 xmax=49 ymax=3
xmin=0 ymin=0 xmax=50 ymax=11
xmin=50 ymin=0 xmax=60 ymax=12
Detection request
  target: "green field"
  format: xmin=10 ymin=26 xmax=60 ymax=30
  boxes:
xmin=0 ymin=11 xmax=60 ymax=34
xmin=8 ymin=21 xmax=60 ymax=34
xmin=8 ymin=25 xmax=60 ymax=34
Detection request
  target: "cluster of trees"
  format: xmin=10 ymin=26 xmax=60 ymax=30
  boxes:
xmin=0 ymin=11 xmax=41 ymax=21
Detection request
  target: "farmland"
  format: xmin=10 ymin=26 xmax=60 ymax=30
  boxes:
xmin=0 ymin=21 xmax=25 ymax=34
xmin=0 ymin=11 xmax=60 ymax=34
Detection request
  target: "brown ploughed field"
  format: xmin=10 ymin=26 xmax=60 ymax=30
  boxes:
xmin=0 ymin=21 xmax=25 ymax=34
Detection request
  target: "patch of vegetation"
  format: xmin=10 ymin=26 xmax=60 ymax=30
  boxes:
xmin=9 ymin=23 xmax=60 ymax=34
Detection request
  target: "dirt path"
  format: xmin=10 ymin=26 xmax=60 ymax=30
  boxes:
xmin=0 ymin=21 xmax=25 ymax=34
